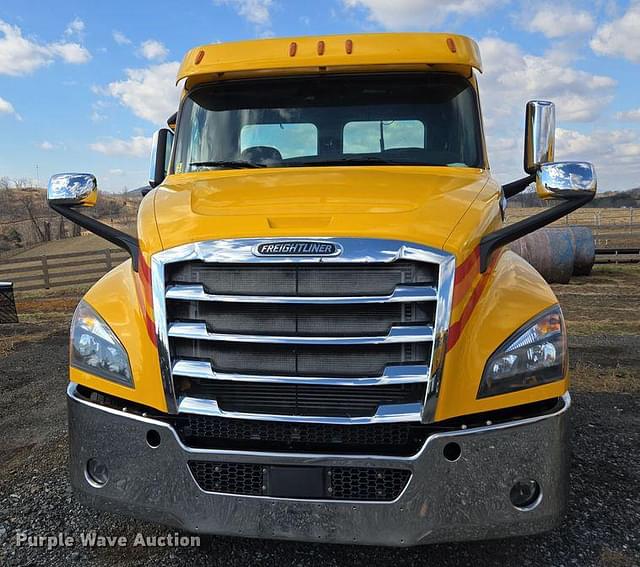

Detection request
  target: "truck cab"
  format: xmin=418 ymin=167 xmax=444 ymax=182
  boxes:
xmin=49 ymin=33 xmax=596 ymax=546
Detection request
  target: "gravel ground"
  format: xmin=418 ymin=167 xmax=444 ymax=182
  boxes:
xmin=0 ymin=267 xmax=638 ymax=566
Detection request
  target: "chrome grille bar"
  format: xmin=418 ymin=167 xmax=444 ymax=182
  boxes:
xmin=177 ymin=396 xmax=424 ymax=424
xmin=172 ymin=359 xmax=430 ymax=386
xmin=168 ymin=322 xmax=434 ymax=345
xmin=166 ymin=283 xmax=437 ymax=304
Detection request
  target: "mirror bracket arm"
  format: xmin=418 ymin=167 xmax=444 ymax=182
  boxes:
xmin=50 ymin=204 xmax=140 ymax=271
xmin=502 ymin=174 xmax=536 ymax=199
xmin=479 ymin=193 xmax=594 ymax=272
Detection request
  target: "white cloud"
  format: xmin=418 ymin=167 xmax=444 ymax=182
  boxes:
xmin=215 ymin=0 xmax=273 ymax=26
xmin=106 ymin=62 xmax=181 ymax=124
xmin=526 ymin=5 xmax=595 ymax=38
xmin=616 ymin=108 xmax=640 ymax=121
xmin=477 ymin=37 xmax=616 ymax=183
xmin=39 ymin=140 xmax=55 ymax=150
xmin=64 ymin=17 xmax=85 ymax=37
xmin=342 ymin=0 xmax=503 ymax=28
xmin=556 ymin=128 xmax=640 ymax=188
xmin=90 ymin=136 xmax=152 ymax=157
xmin=112 ymin=30 xmax=132 ymax=45
xmin=49 ymin=42 xmax=91 ymax=64
xmin=0 ymin=19 xmax=91 ymax=76
xmin=591 ymin=2 xmax=640 ymax=63
xmin=479 ymin=37 xmax=615 ymax=124
xmin=90 ymin=100 xmax=109 ymax=122
xmin=138 ymin=39 xmax=168 ymax=61
xmin=0 ymin=95 xmax=20 ymax=119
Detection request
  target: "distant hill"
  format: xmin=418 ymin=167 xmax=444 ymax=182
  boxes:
xmin=125 ymin=186 xmax=151 ymax=197
xmin=0 ymin=186 xmax=140 ymax=253
xmin=591 ymin=187 xmax=640 ymax=208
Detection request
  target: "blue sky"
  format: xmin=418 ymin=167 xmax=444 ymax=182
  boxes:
xmin=0 ymin=0 xmax=639 ymax=192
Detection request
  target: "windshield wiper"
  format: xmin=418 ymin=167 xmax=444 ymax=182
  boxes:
xmin=190 ymin=160 xmax=266 ymax=169
xmin=312 ymin=157 xmax=400 ymax=166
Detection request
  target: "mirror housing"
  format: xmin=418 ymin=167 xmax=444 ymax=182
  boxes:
xmin=48 ymin=172 xmax=139 ymax=269
xmin=524 ymin=101 xmax=555 ymax=174
xmin=536 ymin=161 xmax=597 ymax=200
xmin=47 ymin=173 xmax=97 ymax=207
xmin=149 ymin=127 xmax=174 ymax=188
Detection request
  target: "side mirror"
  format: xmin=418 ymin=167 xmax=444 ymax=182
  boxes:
xmin=149 ymin=127 xmax=174 ymax=188
xmin=47 ymin=173 xmax=97 ymax=207
xmin=524 ymin=100 xmax=555 ymax=174
xmin=536 ymin=162 xmax=597 ymax=200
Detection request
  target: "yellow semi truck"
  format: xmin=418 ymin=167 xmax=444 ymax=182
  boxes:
xmin=48 ymin=33 xmax=597 ymax=546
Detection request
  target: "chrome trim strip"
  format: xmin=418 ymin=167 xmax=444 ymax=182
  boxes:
xmin=422 ymin=251 xmax=455 ymax=422
xmin=165 ymin=283 xmax=438 ymax=304
xmin=168 ymin=322 xmax=434 ymax=345
xmin=177 ymin=396 xmax=424 ymax=424
xmin=151 ymin=238 xmax=456 ymax=422
xmin=172 ymin=359 xmax=430 ymax=386
xmin=151 ymin=255 xmax=178 ymax=413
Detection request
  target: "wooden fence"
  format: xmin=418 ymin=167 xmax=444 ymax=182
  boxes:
xmin=0 ymin=248 xmax=129 ymax=291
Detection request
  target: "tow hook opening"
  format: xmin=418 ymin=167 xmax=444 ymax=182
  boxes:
xmin=146 ymin=429 xmax=161 ymax=448
xmin=443 ymin=442 xmax=461 ymax=462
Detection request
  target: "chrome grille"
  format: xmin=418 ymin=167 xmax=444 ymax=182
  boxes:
xmin=152 ymin=238 xmax=455 ymax=423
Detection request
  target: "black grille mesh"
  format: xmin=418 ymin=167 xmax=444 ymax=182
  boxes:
xmin=173 ymin=341 xmax=429 ymax=377
xmin=189 ymin=461 xmax=264 ymax=496
xmin=177 ymin=415 xmax=428 ymax=455
xmin=168 ymin=261 xmax=436 ymax=297
xmin=167 ymin=259 xmax=436 ymax=418
xmin=330 ymin=467 xmax=411 ymax=500
xmin=180 ymin=380 xmax=424 ymax=417
xmin=188 ymin=461 xmax=410 ymax=501
xmin=168 ymin=301 xmax=433 ymax=337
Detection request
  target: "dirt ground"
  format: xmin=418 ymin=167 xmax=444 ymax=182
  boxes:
xmin=0 ymin=266 xmax=638 ymax=566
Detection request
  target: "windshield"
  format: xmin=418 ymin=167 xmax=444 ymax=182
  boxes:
xmin=173 ymin=73 xmax=484 ymax=173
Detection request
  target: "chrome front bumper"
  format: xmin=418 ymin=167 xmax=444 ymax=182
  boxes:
xmin=67 ymin=384 xmax=570 ymax=547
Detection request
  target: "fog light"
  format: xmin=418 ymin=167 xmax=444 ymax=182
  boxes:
xmin=86 ymin=458 xmax=109 ymax=487
xmin=510 ymin=479 xmax=541 ymax=510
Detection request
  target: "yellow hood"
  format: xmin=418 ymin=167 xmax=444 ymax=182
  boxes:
xmin=151 ymin=166 xmax=493 ymax=253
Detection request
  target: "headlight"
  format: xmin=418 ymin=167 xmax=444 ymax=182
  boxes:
xmin=71 ymin=301 xmax=133 ymax=387
xmin=478 ymin=305 xmax=566 ymax=398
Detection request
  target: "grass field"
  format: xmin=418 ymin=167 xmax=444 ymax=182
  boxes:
xmin=4 ymin=234 xmax=116 ymax=259
xmin=507 ymin=207 xmax=638 ymax=227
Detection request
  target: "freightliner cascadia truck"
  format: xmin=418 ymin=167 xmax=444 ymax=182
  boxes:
xmin=48 ymin=33 xmax=597 ymax=546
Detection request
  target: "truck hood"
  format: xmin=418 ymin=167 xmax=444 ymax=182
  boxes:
xmin=152 ymin=166 xmax=490 ymax=252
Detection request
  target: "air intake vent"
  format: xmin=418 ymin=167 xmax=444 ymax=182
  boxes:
xmin=188 ymin=461 xmax=411 ymax=501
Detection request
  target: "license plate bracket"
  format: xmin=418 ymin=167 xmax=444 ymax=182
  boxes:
xmin=268 ymin=466 xmax=325 ymax=498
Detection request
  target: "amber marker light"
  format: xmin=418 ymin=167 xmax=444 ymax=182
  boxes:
xmin=194 ymin=49 xmax=205 ymax=65
xmin=446 ymin=37 xmax=457 ymax=53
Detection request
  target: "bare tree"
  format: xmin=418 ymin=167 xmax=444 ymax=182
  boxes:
xmin=58 ymin=216 xmax=68 ymax=239
xmin=14 ymin=177 xmax=31 ymax=190
xmin=18 ymin=194 xmax=45 ymax=242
